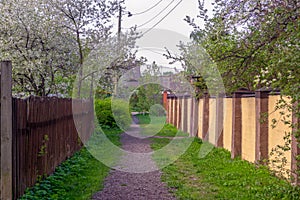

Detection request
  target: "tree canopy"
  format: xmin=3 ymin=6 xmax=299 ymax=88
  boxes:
xmin=0 ymin=0 xmax=143 ymax=97
xmin=186 ymin=0 xmax=299 ymax=98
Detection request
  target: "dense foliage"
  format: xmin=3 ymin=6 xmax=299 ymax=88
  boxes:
xmin=94 ymin=98 xmax=131 ymax=130
xmin=187 ymin=0 xmax=299 ymax=95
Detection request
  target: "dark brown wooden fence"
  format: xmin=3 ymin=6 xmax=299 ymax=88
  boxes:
xmin=1 ymin=61 xmax=13 ymax=199
xmin=12 ymin=96 xmax=94 ymax=199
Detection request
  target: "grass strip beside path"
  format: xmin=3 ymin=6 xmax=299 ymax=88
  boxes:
xmin=136 ymin=114 xmax=189 ymax=137
xmin=21 ymin=128 xmax=123 ymax=200
xmin=150 ymin=136 xmax=300 ymax=199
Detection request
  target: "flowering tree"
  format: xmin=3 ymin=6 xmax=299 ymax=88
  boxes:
xmin=49 ymin=0 xmax=118 ymax=96
xmin=183 ymin=0 xmax=299 ymax=178
xmin=0 ymin=0 xmax=118 ymax=96
xmin=187 ymin=0 xmax=299 ymax=95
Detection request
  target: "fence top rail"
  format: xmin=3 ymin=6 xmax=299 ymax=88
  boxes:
xmin=167 ymin=94 xmax=192 ymax=99
xmin=268 ymin=92 xmax=282 ymax=96
xmin=167 ymin=94 xmax=285 ymax=100
xmin=241 ymin=94 xmax=256 ymax=98
xmin=12 ymin=95 xmax=92 ymax=102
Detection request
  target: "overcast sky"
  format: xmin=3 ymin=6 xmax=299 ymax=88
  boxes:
xmin=122 ymin=0 xmax=200 ymax=37
xmin=113 ymin=0 xmax=214 ymax=71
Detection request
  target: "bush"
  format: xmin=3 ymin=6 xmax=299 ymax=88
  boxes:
xmin=94 ymin=98 xmax=131 ymax=129
xmin=94 ymin=98 xmax=114 ymax=128
xmin=149 ymin=104 xmax=166 ymax=117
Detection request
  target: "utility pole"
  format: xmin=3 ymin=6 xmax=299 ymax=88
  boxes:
xmin=114 ymin=1 xmax=122 ymax=95
xmin=118 ymin=2 xmax=122 ymax=42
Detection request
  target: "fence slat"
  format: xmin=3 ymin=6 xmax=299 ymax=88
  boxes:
xmin=1 ymin=61 xmax=13 ymax=200
xmin=10 ymin=95 xmax=93 ymax=199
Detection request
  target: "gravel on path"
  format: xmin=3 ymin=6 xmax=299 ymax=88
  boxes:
xmin=92 ymin=118 xmax=176 ymax=200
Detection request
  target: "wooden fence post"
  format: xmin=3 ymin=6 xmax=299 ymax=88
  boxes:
xmin=255 ymin=89 xmax=270 ymax=163
xmin=166 ymin=95 xmax=171 ymax=124
xmin=231 ymin=90 xmax=242 ymax=159
xmin=183 ymin=95 xmax=188 ymax=133
xmin=171 ymin=96 xmax=174 ymax=125
xmin=291 ymin=101 xmax=300 ymax=185
xmin=169 ymin=96 xmax=172 ymax=124
xmin=163 ymin=90 xmax=168 ymax=111
xmin=191 ymin=98 xmax=199 ymax=137
xmin=216 ymin=94 xmax=224 ymax=147
xmin=202 ymin=93 xmax=209 ymax=141
xmin=231 ymin=88 xmax=255 ymax=159
xmin=174 ymin=97 xmax=178 ymax=128
xmin=177 ymin=96 xmax=182 ymax=130
xmin=1 ymin=61 xmax=13 ymax=200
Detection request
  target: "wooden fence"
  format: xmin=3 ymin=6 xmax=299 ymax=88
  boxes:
xmin=12 ymin=97 xmax=93 ymax=199
xmin=164 ymin=89 xmax=300 ymax=185
xmin=1 ymin=61 xmax=94 ymax=199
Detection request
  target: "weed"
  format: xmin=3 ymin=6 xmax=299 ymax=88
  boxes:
xmin=38 ymin=134 xmax=49 ymax=157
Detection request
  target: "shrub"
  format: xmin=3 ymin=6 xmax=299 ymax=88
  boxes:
xmin=149 ymin=104 xmax=166 ymax=117
xmin=94 ymin=98 xmax=114 ymax=128
xmin=94 ymin=98 xmax=131 ymax=129
xmin=111 ymin=98 xmax=132 ymax=130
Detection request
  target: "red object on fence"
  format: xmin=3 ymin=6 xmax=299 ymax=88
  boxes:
xmin=163 ymin=90 xmax=168 ymax=110
xmin=163 ymin=90 xmax=169 ymax=123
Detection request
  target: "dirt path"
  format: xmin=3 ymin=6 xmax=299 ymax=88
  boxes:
xmin=92 ymin=118 xmax=176 ymax=200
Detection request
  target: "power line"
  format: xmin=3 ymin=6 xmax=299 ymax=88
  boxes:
xmin=130 ymin=0 xmax=164 ymax=16
xmin=142 ymin=0 xmax=183 ymax=36
xmin=141 ymin=48 xmax=166 ymax=56
xmin=137 ymin=0 xmax=177 ymax=28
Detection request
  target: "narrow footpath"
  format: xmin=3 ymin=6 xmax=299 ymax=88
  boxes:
xmin=92 ymin=117 xmax=176 ymax=200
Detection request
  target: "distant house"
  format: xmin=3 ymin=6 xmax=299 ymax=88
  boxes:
xmin=120 ymin=65 xmax=189 ymax=96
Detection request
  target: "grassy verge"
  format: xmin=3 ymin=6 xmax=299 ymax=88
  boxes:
xmin=135 ymin=113 xmax=151 ymax=124
xmin=21 ymin=128 xmax=123 ymax=200
xmin=154 ymin=124 xmax=189 ymax=137
xmin=135 ymin=114 xmax=188 ymax=137
xmin=151 ymin=137 xmax=300 ymax=199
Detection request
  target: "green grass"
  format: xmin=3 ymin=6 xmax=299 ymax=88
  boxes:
xmin=155 ymin=124 xmax=189 ymax=137
xmin=136 ymin=114 xmax=189 ymax=137
xmin=151 ymin=137 xmax=300 ymax=200
xmin=20 ymin=128 xmax=123 ymax=200
xmin=135 ymin=113 xmax=151 ymax=124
